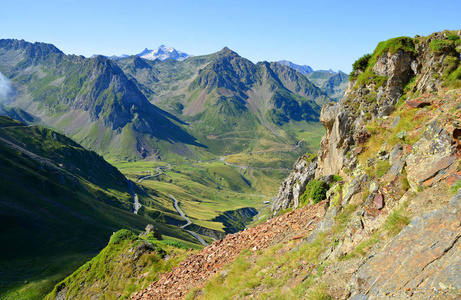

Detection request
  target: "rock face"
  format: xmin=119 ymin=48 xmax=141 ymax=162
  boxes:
xmin=316 ymin=103 xmax=351 ymax=177
xmin=269 ymin=30 xmax=461 ymax=298
xmin=349 ymin=191 xmax=461 ymax=299
xmin=406 ymin=120 xmax=457 ymax=189
xmin=372 ymin=49 xmax=416 ymax=116
xmin=271 ymin=155 xmax=317 ymax=215
xmin=272 ymin=30 xmax=461 ymax=216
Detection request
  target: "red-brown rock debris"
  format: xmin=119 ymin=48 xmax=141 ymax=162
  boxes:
xmin=131 ymin=202 xmax=324 ymax=299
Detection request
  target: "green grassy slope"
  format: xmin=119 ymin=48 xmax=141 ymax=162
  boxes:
xmin=0 ymin=116 xmax=200 ymax=299
xmin=44 ymin=230 xmax=197 ymax=300
xmin=113 ymin=160 xmax=273 ymax=235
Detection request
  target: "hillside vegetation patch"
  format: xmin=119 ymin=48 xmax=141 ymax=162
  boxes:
xmin=45 ymin=230 xmax=191 ymax=300
xmin=350 ymin=37 xmax=415 ymax=88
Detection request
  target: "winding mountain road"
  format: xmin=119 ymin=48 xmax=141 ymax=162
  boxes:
xmin=169 ymin=195 xmax=192 ymax=229
xmin=186 ymin=230 xmax=209 ymax=246
xmin=127 ymin=178 xmax=141 ymax=214
xmin=137 ymin=167 xmax=163 ymax=183
xmin=169 ymin=194 xmax=209 ymax=246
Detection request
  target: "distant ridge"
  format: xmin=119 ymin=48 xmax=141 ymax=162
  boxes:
xmin=277 ymin=60 xmax=349 ymax=101
xmin=278 ymin=60 xmax=314 ymax=75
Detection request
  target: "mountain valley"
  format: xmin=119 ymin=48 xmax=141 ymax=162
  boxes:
xmin=3 ymin=28 xmax=461 ymax=300
xmin=0 ymin=38 xmax=340 ymax=299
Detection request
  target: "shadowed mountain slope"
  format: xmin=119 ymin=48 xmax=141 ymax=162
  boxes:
xmin=0 ymin=39 xmax=202 ymax=160
xmin=0 ymin=116 xmax=200 ymax=299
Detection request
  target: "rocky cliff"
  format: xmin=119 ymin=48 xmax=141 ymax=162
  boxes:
xmin=269 ymin=29 xmax=461 ymax=298
xmin=273 ymin=29 xmax=461 ymax=214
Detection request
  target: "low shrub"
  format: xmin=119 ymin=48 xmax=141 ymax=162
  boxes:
xmin=332 ymin=175 xmax=343 ymax=183
xmin=384 ymin=209 xmax=410 ymax=236
xmin=430 ymin=39 xmax=455 ymax=54
xmin=350 ymin=53 xmax=371 ymax=78
xmin=301 ymin=180 xmax=328 ymax=205
xmin=449 ymin=180 xmax=461 ymax=195
xmin=447 ymin=34 xmax=460 ymax=41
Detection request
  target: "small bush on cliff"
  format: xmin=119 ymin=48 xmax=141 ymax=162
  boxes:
xmin=449 ymin=180 xmax=461 ymax=195
xmin=374 ymin=36 xmax=415 ymax=57
xmin=443 ymin=56 xmax=459 ymax=76
xmin=447 ymin=34 xmax=460 ymax=41
xmin=430 ymin=39 xmax=455 ymax=53
xmin=350 ymin=53 xmax=371 ymax=78
xmin=332 ymin=175 xmax=343 ymax=183
xmin=301 ymin=180 xmax=328 ymax=205
xmin=444 ymin=66 xmax=461 ymax=88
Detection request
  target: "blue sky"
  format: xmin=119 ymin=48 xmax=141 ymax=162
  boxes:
xmin=1 ymin=0 xmax=460 ymax=72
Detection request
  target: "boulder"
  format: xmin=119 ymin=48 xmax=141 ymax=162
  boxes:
xmin=342 ymin=174 xmax=367 ymax=205
xmin=373 ymin=193 xmax=384 ymax=210
xmin=389 ymin=144 xmax=403 ymax=165
xmin=140 ymin=224 xmax=163 ymax=241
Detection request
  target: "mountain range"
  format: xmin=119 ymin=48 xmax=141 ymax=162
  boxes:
xmin=0 ymin=39 xmax=347 ymax=162
xmin=278 ymin=60 xmax=314 ymax=75
xmin=277 ymin=60 xmax=349 ymax=100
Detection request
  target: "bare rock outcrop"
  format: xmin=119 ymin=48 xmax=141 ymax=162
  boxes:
xmin=271 ymin=155 xmax=317 ymax=215
xmin=406 ymin=120 xmax=458 ymax=189
xmin=273 ymin=30 xmax=461 ymax=216
xmin=348 ymin=191 xmax=461 ymax=299
xmin=268 ymin=30 xmax=461 ymax=299
xmin=315 ymin=103 xmax=352 ymax=177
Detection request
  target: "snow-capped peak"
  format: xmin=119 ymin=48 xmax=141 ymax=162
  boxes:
xmin=136 ymin=45 xmax=191 ymax=61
